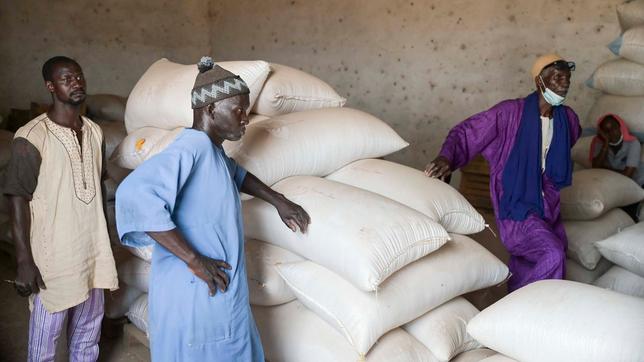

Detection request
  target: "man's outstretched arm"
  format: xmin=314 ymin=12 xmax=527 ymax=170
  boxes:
xmin=240 ymin=172 xmax=310 ymax=233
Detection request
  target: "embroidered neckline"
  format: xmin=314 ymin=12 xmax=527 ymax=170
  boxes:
xmin=44 ymin=117 xmax=96 ymax=204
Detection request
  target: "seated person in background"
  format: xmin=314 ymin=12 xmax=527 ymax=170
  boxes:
xmin=591 ymin=114 xmax=644 ymax=221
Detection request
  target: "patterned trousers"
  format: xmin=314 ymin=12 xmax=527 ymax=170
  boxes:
xmin=28 ymin=289 xmax=104 ymax=362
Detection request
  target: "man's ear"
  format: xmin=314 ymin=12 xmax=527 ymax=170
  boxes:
xmin=45 ymin=81 xmax=54 ymax=93
xmin=207 ymin=102 xmax=216 ymax=115
xmin=535 ymin=76 xmax=544 ymax=91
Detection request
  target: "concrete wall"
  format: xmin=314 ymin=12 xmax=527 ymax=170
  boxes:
xmin=0 ymin=1 xmax=213 ymax=113
xmin=1 ymin=0 xmax=624 ymax=170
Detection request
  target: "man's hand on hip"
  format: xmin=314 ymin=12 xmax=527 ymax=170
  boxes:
xmin=188 ymin=255 xmax=232 ymax=296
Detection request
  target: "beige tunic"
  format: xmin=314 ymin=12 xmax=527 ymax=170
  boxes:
xmin=14 ymin=114 xmax=118 ymax=313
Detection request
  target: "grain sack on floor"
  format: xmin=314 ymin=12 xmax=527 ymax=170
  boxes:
xmin=127 ymin=293 xmax=149 ymax=336
xmin=124 ymin=58 xmax=270 ymax=132
xmin=275 ymin=234 xmax=508 ymax=355
xmin=252 ymin=301 xmax=438 ymax=362
xmin=244 ymin=176 xmax=449 ymax=292
xmin=252 ymin=63 xmax=346 ymax=117
xmin=104 ymin=284 xmax=144 ymax=319
xmin=565 ymin=258 xmax=613 ymax=284
xmin=245 ymin=239 xmax=302 ymax=306
xmin=403 ymin=297 xmax=481 ymax=362
xmin=564 ymin=208 xmax=634 ymax=269
xmin=594 ymin=266 xmax=644 ymax=298
xmin=595 ymin=221 xmax=644 ymax=277
xmin=560 ymin=169 xmax=644 ymax=220
xmin=467 ymin=280 xmax=644 ymax=362
xmin=326 ymin=159 xmax=485 ymax=234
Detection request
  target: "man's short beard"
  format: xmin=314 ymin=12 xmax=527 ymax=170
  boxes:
xmin=65 ymin=95 xmax=86 ymax=106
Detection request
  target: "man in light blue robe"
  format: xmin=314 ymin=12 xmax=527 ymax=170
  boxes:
xmin=115 ymin=57 xmax=310 ymax=361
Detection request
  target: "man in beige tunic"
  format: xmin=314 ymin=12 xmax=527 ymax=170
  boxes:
xmin=3 ymin=56 xmax=118 ymax=362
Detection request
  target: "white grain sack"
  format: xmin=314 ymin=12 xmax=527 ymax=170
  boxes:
xmin=609 ymin=26 xmax=644 ymax=65
xmin=617 ymin=0 xmax=644 ymax=33
xmin=276 ymin=234 xmax=508 ymax=355
xmin=565 ymin=258 xmax=613 ymax=284
xmin=245 ymin=239 xmax=302 ymax=306
xmin=467 ymin=280 xmax=644 ymax=362
xmin=125 ymin=58 xmax=270 ymax=132
xmin=227 ymin=108 xmax=409 ymax=186
xmin=586 ymin=58 xmax=644 ymax=97
xmin=326 ymin=159 xmax=485 ymax=234
xmin=564 ymin=208 xmax=634 ymax=270
xmin=244 ymin=176 xmax=449 ymax=292
xmin=594 ymin=266 xmax=644 ymax=298
xmin=560 ymin=169 xmax=644 ymax=221
xmin=104 ymin=284 xmax=143 ymax=319
xmin=252 ymin=301 xmax=438 ymax=362
xmin=252 ymin=63 xmax=346 ymax=117
xmin=403 ymin=297 xmax=481 ymax=362
xmin=127 ymin=293 xmax=149 ymax=336
xmin=116 ymin=253 xmax=151 ymax=293
xmin=595 ymin=222 xmax=644 ymax=277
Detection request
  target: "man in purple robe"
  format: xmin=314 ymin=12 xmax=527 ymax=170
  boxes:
xmin=425 ymin=54 xmax=581 ymax=292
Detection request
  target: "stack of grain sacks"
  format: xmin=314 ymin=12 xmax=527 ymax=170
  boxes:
xmin=112 ymin=58 xmax=511 ymax=361
xmin=558 ymin=169 xmax=643 ymax=284
xmin=584 ymin=0 xmax=644 ymax=135
xmin=594 ymin=221 xmax=644 ymax=298
xmin=564 ymin=1 xmax=644 ymax=288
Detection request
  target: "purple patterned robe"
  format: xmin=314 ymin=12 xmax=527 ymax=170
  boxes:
xmin=439 ymin=98 xmax=581 ymax=291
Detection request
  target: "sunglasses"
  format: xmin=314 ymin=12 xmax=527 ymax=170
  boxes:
xmin=545 ymin=60 xmax=576 ymax=72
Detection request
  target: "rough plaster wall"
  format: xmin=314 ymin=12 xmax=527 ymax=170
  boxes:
xmin=211 ymin=0 xmax=622 ymax=170
xmin=0 ymin=1 xmax=212 ymax=114
xmin=1 ymin=0 xmax=624 ymax=171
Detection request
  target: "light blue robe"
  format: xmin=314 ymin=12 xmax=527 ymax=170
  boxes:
xmin=115 ymin=129 xmax=264 ymax=361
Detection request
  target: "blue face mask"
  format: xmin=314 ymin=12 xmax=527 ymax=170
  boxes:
xmin=539 ymin=76 xmax=565 ymax=106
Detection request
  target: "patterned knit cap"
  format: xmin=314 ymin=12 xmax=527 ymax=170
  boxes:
xmin=191 ymin=56 xmax=249 ymax=109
